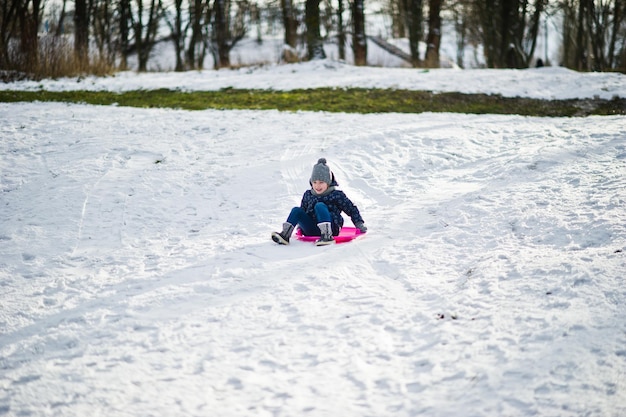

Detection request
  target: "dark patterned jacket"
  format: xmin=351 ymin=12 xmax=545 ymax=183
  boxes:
xmin=300 ymin=181 xmax=364 ymax=235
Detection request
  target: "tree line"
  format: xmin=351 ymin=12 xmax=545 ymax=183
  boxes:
xmin=0 ymin=0 xmax=624 ymax=79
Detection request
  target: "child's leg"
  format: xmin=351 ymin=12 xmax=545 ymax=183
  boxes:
xmin=313 ymin=202 xmax=331 ymax=223
xmin=313 ymin=202 xmax=338 ymax=236
xmin=287 ymin=207 xmax=319 ymax=236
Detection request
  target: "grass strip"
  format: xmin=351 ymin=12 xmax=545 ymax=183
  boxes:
xmin=0 ymin=88 xmax=624 ymax=116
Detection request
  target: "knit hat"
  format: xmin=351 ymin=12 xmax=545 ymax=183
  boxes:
xmin=310 ymin=158 xmax=332 ymax=185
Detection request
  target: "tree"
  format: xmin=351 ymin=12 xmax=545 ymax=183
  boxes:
xmin=213 ymin=0 xmax=229 ymax=66
xmin=450 ymin=0 xmax=468 ymax=67
xmin=305 ymin=0 xmax=326 ymax=59
xmin=92 ymin=0 xmax=117 ymax=67
xmin=281 ymin=0 xmax=298 ymax=50
xmin=163 ymin=0 xmax=188 ymax=71
xmin=54 ymin=0 xmax=68 ymax=36
xmin=424 ymin=0 xmax=442 ymax=67
xmin=523 ymin=0 xmax=545 ymax=67
xmin=212 ymin=0 xmax=247 ymax=68
xmin=186 ymin=0 xmax=209 ymax=69
xmin=584 ymin=0 xmax=625 ymax=70
xmin=606 ymin=0 xmax=625 ymax=70
xmin=0 ymin=0 xmax=20 ymax=68
xmin=475 ymin=0 xmax=546 ymax=68
xmin=559 ymin=0 xmax=626 ymax=71
xmin=336 ymin=0 xmax=345 ymax=60
xmin=352 ymin=0 xmax=367 ymax=64
xmin=118 ymin=0 xmax=131 ymax=70
xmin=130 ymin=0 xmax=162 ymax=72
xmin=16 ymin=0 xmax=44 ymax=70
xmin=74 ymin=0 xmax=89 ymax=68
xmin=403 ymin=0 xmax=423 ymax=66
xmin=560 ymin=0 xmax=575 ymax=67
xmin=385 ymin=0 xmax=406 ymax=38
xmin=575 ymin=0 xmax=587 ymax=69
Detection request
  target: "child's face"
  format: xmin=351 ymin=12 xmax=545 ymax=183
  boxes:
xmin=312 ymin=180 xmax=329 ymax=194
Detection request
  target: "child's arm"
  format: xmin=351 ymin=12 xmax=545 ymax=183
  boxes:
xmin=337 ymin=192 xmax=367 ymax=232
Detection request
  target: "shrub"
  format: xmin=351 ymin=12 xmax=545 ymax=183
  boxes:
xmin=1 ymin=35 xmax=116 ymax=81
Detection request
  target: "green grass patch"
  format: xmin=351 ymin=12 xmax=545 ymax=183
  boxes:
xmin=0 ymin=88 xmax=624 ymax=117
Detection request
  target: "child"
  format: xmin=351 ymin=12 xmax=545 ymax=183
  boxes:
xmin=272 ymin=158 xmax=367 ymax=246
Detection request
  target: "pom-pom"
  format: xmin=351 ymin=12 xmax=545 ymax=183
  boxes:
xmin=317 ymin=158 xmax=327 ymax=164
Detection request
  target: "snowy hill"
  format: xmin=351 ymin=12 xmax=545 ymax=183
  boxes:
xmin=1 ymin=64 xmax=625 ymax=417
xmin=3 ymin=59 xmax=626 ymax=101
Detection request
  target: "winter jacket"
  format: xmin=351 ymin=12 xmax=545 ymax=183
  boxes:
xmin=300 ymin=184 xmax=364 ymax=235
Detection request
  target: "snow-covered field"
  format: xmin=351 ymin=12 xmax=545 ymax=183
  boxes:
xmin=3 ymin=58 xmax=626 ymax=100
xmin=1 ymin=64 xmax=625 ymax=417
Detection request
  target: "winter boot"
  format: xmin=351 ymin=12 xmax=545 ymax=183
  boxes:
xmin=272 ymin=222 xmax=294 ymax=245
xmin=315 ymin=222 xmax=335 ymax=246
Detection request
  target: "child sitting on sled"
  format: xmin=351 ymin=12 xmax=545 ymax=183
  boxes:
xmin=272 ymin=158 xmax=367 ymax=246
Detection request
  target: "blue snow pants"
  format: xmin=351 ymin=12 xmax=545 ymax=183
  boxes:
xmin=286 ymin=202 xmax=334 ymax=236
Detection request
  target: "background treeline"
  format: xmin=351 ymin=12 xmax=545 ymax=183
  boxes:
xmin=0 ymin=0 xmax=625 ymax=79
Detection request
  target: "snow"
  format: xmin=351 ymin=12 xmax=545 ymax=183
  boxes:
xmin=1 ymin=62 xmax=626 ymax=417
xmin=3 ymin=59 xmax=626 ymax=100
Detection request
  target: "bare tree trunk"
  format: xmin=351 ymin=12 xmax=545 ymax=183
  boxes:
xmin=586 ymin=0 xmax=600 ymax=70
xmin=17 ymin=0 xmax=42 ymax=72
xmin=2 ymin=0 xmax=17 ymax=66
xmin=118 ymin=0 xmax=130 ymax=70
xmin=92 ymin=0 xmax=117 ymax=67
xmin=281 ymin=0 xmax=298 ymax=48
xmin=186 ymin=0 xmax=205 ymax=69
xmin=575 ymin=0 xmax=587 ymax=70
xmin=607 ymin=0 xmax=622 ymax=69
xmin=164 ymin=0 xmax=186 ymax=71
xmin=587 ymin=0 xmax=616 ymax=71
xmin=132 ymin=0 xmax=162 ymax=72
xmin=212 ymin=0 xmax=247 ymax=68
xmin=523 ymin=0 xmax=545 ymax=68
xmin=500 ymin=0 xmax=516 ymax=68
xmin=560 ymin=0 xmax=576 ymax=68
xmin=560 ymin=0 xmax=624 ymax=72
xmin=75 ymin=0 xmax=89 ymax=69
xmin=337 ymin=0 xmax=345 ymax=60
xmin=0 ymin=0 xmax=20 ymax=67
xmin=477 ymin=0 xmax=545 ymax=68
xmin=175 ymin=0 xmax=186 ymax=71
xmin=214 ymin=0 xmax=231 ymax=67
xmin=481 ymin=0 xmax=497 ymax=67
xmin=198 ymin=1 xmax=212 ymax=68
xmin=305 ymin=0 xmax=325 ymax=60
xmin=424 ymin=0 xmax=442 ymax=68
xmin=389 ymin=0 xmax=405 ymax=38
xmin=55 ymin=0 xmax=67 ymax=36
xmin=451 ymin=1 xmax=466 ymax=68
xmin=352 ymin=0 xmax=366 ymax=65
xmin=402 ymin=0 xmax=422 ymax=67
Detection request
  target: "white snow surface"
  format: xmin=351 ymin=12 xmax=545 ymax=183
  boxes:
xmin=2 ymin=59 xmax=626 ymax=100
xmin=1 ymin=64 xmax=626 ymax=417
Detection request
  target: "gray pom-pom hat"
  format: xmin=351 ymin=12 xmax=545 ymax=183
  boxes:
xmin=310 ymin=158 xmax=337 ymax=186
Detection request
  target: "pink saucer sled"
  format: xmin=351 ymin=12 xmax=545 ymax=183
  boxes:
xmin=295 ymin=226 xmax=364 ymax=244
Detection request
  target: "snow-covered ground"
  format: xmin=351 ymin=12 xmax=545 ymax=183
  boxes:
xmin=3 ymin=58 xmax=626 ymax=100
xmin=1 ymin=64 xmax=625 ymax=417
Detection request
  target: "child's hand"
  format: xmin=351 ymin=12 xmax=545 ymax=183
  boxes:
xmin=355 ymin=221 xmax=367 ymax=233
